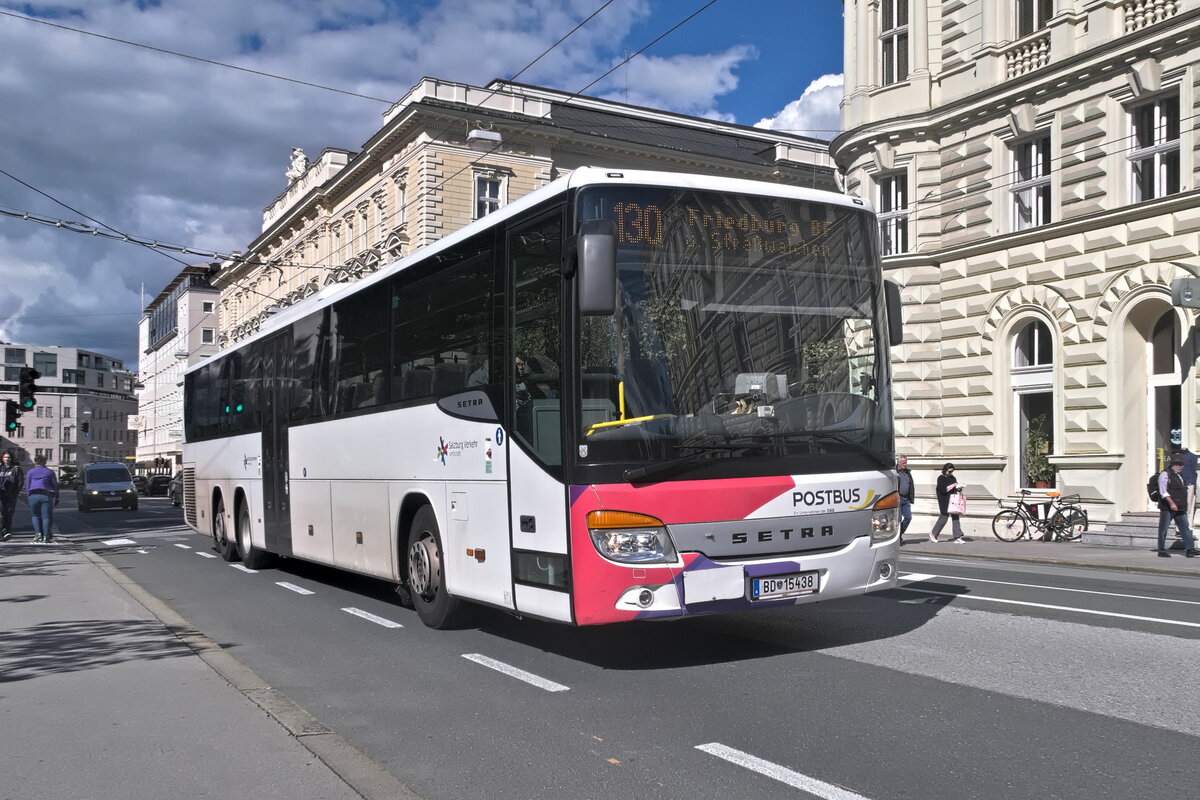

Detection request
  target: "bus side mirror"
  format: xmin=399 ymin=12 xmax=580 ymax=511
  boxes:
xmin=885 ymin=280 xmax=904 ymax=346
xmin=578 ymin=220 xmax=617 ymax=316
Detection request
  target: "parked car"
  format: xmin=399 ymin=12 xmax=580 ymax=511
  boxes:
xmin=145 ymin=475 xmax=172 ymax=497
xmin=78 ymin=462 xmax=138 ymax=512
xmin=132 ymin=475 xmax=148 ymax=494
xmin=168 ymin=472 xmax=183 ymax=507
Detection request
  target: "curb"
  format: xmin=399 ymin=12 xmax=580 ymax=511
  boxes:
xmin=899 ymin=544 xmax=1200 ymax=578
xmin=80 ymin=548 xmax=425 ymax=800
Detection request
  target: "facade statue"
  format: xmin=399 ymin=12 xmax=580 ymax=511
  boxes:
xmin=286 ymin=147 xmax=309 ymax=181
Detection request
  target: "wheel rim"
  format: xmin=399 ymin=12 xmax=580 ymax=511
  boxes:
xmin=408 ymin=532 xmax=439 ymax=598
xmin=214 ymin=505 xmax=226 ymax=546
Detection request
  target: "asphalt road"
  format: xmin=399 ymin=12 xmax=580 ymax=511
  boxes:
xmin=37 ymin=498 xmax=1200 ymax=800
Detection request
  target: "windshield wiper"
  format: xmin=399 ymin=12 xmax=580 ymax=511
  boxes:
xmin=734 ymin=430 xmax=892 ymax=468
xmin=623 ymin=442 xmax=764 ymax=483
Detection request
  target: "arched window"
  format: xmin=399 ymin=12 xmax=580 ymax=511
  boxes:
xmin=1011 ymin=318 xmax=1055 ymax=488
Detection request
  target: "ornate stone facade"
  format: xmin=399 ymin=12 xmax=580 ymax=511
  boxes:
xmin=834 ymin=1 xmax=1199 ymax=524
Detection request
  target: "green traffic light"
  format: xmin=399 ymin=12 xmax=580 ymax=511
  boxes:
xmin=5 ymin=423 xmax=15 ymax=432
xmin=224 ymin=405 xmax=231 ymax=413
xmin=235 ymin=404 xmax=243 ymax=412
xmin=20 ymin=398 xmax=34 ymax=410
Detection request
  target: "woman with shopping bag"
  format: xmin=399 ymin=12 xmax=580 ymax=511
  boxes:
xmin=930 ymin=462 xmax=968 ymax=543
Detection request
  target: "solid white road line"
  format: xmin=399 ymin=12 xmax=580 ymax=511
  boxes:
xmin=196 ymin=551 xmax=218 ymax=559
xmin=461 ymin=653 xmax=569 ymax=692
xmin=899 ymin=572 xmax=1200 ymax=606
xmin=231 ymin=564 xmax=258 ymax=573
xmin=276 ymin=581 xmax=314 ymax=595
xmin=341 ymin=607 xmax=403 ymax=628
xmin=174 ymin=543 xmax=192 ymax=549
xmin=895 ymin=585 xmax=1200 ymax=628
xmin=696 ymin=743 xmax=871 ymax=800
xmin=102 ymin=538 xmax=137 ymax=546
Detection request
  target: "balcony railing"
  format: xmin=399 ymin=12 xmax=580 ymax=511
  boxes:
xmin=1005 ymin=33 xmax=1051 ymax=79
xmin=1124 ymin=0 xmax=1179 ymax=33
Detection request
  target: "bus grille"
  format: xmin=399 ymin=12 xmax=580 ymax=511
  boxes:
xmin=183 ymin=467 xmax=197 ymax=527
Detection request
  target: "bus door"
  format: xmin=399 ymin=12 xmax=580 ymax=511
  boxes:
xmin=261 ymin=332 xmax=293 ymax=555
xmin=505 ymin=211 xmax=573 ymax=620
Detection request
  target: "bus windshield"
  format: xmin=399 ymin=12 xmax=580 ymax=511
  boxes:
xmin=575 ymin=187 xmax=892 ymax=476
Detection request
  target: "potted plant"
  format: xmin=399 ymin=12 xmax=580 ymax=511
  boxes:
xmin=1024 ymin=414 xmax=1055 ymax=488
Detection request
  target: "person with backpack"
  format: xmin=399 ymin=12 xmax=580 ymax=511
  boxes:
xmin=1154 ymin=454 xmax=1199 ymax=558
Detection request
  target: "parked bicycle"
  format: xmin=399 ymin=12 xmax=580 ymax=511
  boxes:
xmin=992 ymin=490 xmax=1088 ymax=542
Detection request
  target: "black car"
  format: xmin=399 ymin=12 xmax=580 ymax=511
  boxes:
xmin=132 ymin=475 xmax=149 ymax=494
xmin=168 ymin=472 xmax=184 ymax=507
xmin=145 ymin=475 xmax=172 ymax=497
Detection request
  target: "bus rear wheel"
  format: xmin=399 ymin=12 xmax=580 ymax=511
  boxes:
xmin=213 ymin=498 xmax=238 ymax=561
xmin=236 ymin=502 xmax=274 ymax=570
xmin=406 ymin=506 xmax=468 ymax=629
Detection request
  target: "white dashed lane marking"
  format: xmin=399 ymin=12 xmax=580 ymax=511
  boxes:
xmin=461 ymin=653 xmax=568 ymax=692
xmin=696 ymin=743 xmax=872 ymax=799
xmin=341 ymin=607 xmax=403 ymax=628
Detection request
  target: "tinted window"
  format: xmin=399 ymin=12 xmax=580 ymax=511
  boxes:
xmin=392 ymin=233 xmax=498 ymax=402
xmin=332 ymin=283 xmax=390 ymax=412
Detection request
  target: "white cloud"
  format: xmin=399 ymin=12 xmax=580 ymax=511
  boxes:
xmin=599 ymin=45 xmax=757 ymax=119
xmin=754 ymin=73 xmax=844 ymax=140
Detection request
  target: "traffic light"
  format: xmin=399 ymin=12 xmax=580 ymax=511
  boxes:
xmin=18 ymin=367 xmax=40 ymax=411
xmin=4 ymin=399 xmax=19 ymax=433
xmin=80 ymin=421 xmax=91 ymax=436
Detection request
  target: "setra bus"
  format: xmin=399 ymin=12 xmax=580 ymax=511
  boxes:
xmin=182 ymin=167 xmax=904 ymax=628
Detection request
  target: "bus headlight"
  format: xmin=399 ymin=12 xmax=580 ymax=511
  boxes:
xmin=870 ymin=491 xmax=900 ymax=544
xmin=587 ymin=510 xmax=678 ymax=564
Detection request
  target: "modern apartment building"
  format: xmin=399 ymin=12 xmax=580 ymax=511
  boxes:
xmin=134 ymin=265 xmax=221 ymax=475
xmin=833 ymin=0 xmax=1199 ymax=525
xmin=216 ymin=76 xmax=839 ymax=343
xmin=0 ymin=344 xmax=137 ymax=472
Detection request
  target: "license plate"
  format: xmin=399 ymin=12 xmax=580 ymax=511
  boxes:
xmin=751 ymin=571 xmax=819 ymax=600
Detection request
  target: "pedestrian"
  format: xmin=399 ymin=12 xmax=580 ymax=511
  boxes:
xmin=0 ymin=449 xmax=23 ymax=540
xmin=1156 ymin=453 xmax=1199 ymax=558
xmin=24 ymin=453 xmax=59 ymax=544
xmin=896 ymin=455 xmax=914 ymax=543
xmin=1179 ymin=446 xmax=1198 ymax=526
xmin=929 ymin=462 xmax=968 ymax=543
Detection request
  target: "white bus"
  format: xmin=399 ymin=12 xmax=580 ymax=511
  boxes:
xmin=182 ymin=167 xmax=904 ymax=628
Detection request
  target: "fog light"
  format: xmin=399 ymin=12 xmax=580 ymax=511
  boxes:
xmin=637 ymin=589 xmax=654 ymax=608
xmin=879 ymin=562 xmax=893 ymax=580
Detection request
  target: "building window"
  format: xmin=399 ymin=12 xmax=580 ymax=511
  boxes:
xmin=203 ymin=301 xmax=215 ymax=313
xmin=1129 ymin=95 xmax=1180 ymax=203
xmin=877 ymin=173 xmax=909 ymax=255
xmin=1011 ymin=134 xmax=1051 ymax=231
xmin=202 ymin=328 xmax=215 ymax=344
xmin=33 ymin=351 xmax=57 ymax=378
xmin=475 ymin=175 xmax=503 ymax=218
xmin=1014 ymin=319 xmax=1053 ymax=368
xmin=880 ymin=0 xmax=909 ymax=86
xmin=96 ymin=374 xmax=105 ymax=388
xmin=4 ymin=348 xmax=24 ymax=364
xmin=1016 ymin=0 xmax=1053 ymax=38
xmin=62 ymin=369 xmax=84 ymax=385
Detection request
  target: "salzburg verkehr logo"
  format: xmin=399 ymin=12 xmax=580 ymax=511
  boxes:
xmin=435 ymin=437 xmax=449 ymax=465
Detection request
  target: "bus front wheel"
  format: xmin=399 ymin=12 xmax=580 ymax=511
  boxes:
xmin=406 ymin=506 xmax=468 ymax=629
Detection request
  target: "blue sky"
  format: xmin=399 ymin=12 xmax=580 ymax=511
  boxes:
xmin=0 ymin=0 xmax=847 ymax=365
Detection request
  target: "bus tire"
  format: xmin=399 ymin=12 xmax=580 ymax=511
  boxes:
xmin=213 ymin=497 xmax=239 ymax=561
xmin=406 ymin=506 xmax=469 ymax=629
xmin=236 ymin=501 xmax=274 ymax=570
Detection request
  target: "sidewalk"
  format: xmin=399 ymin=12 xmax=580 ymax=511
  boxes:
xmin=0 ymin=538 xmax=421 ymax=800
xmin=899 ymin=528 xmax=1200 ymax=577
